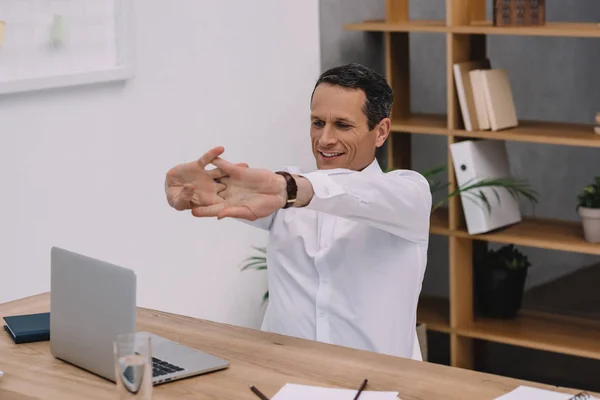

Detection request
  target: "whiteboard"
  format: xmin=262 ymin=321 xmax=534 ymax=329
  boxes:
xmin=0 ymin=0 xmax=133 ymax=95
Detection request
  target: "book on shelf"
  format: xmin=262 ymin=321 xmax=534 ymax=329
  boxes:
xmin=480 ymin=69 xmax=518 ymax=131
xmin=453 ymin=59 xmax=491 ymax=131
xmin=469 ymin=69 xmax=492 ymax=130
xmin=456 ymin=65 xmax=518 ymax=132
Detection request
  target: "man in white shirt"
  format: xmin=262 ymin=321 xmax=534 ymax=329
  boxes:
xmin=165 ymin=63 xmax=432 ymax=360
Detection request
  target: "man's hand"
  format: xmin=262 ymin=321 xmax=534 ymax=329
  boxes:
xmin=165 ymin=147 xmax=245 ymax=211
xmin=191 ymin=158 xmax=288 ymax=221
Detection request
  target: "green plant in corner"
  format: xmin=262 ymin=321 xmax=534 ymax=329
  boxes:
xmin=240 ymin=247 xmax=269 ymax=303
xmin=576 ymin=176 xmax=600 ymax=209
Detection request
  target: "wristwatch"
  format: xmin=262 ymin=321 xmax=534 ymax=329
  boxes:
xmin=275 ymin=171 xmax=298 ymax=209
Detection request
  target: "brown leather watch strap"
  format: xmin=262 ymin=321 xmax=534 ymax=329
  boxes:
xmin=275 ymin=171 xmax=298 ymax=209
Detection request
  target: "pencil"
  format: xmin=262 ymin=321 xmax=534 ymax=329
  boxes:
xmin=250 ymin=385 xmax=270 ymax=400
xmin=353 ymin=379 xmax=368 ymax=400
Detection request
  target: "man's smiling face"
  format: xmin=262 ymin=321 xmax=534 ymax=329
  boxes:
xmin=310 ymin=83 xmax=388 ymax=171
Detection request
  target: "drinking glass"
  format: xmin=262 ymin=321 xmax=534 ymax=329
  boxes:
xmin=113 ymin=332 xmax=153 ymax=399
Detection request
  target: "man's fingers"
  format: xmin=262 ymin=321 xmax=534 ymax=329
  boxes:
xmin=207 ymin=168 xmax=227 ymax=180
xmin=169 ymin=185 xmax=194 ymax=211
xmin=191 ymin=204 xmax=225 ymax=218
xmin=217 ymin=206 xmax=257 ymax=221
xmin=197 ymin=146 xmax=225 ymax=168
xmin=207 ymin=162 xmax=248 ymax=181
xmin=211 ymin=157 xmax=239 ymax=177
xmin=215 ymin=183 xmax=227 ymax=194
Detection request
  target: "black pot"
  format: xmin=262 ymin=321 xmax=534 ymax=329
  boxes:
xmin=475 ymin=262 xmax=528 ymax=318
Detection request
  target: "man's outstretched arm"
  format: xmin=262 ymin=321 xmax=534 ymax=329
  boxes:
xmin=192 ymin=158 xmax=432 ymax=243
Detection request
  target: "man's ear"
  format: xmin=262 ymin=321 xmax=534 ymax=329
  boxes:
xmin=375 ymin=118 xmax=391 ymax=148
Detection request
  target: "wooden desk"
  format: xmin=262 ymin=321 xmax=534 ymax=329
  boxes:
xmin=0 ymin=294 xmax=592 ymax=399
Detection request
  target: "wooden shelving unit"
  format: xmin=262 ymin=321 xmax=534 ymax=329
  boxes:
xmin=346 ymin=0 xmax=600 ymax=371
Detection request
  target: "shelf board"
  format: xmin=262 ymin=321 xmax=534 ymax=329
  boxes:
xmin=391 ymin=113 xmax=448 ymax=135
xmin=453 ymin=120 xmax=600 ymax=148
xmin=453 ymin=216 xmax=600 ymax=256
xmin=451 ymin=21 xmax=600 ymax=38
xmin=429 ymin=207 xmax=600 ymax=255
xmin=344 ymin=20 xmax=447 ymax=33
xmin=418 ymin=296 xmax=451 ymax=333
xmin=345 ymin=20 xmax=600 ymax=38
xmin=430 ymin=208 xmax=451 ymax=236
xmin=457 ymin=311 xmax=600 ymax=360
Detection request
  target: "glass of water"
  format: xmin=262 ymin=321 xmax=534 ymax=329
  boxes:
xmin=113 ymin=332 xmax=153 ymax=399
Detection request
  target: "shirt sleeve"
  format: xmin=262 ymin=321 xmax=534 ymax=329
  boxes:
xmin=300 ymin=168 xmax=432 ymax=243
xmin=235 ymin=212 xmax=277 ymax=231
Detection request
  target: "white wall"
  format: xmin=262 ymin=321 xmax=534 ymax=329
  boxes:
xmin=0 ymin=0 xmax=320 ymax=329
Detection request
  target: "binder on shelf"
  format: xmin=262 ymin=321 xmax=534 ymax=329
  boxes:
xmin=449 ymin=139 xmax=522 ymax=235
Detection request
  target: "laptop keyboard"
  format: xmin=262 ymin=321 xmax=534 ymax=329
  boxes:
xmin=152 ymin=357 xmax=184 ymax=377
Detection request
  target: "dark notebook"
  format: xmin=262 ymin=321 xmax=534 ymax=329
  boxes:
xmin=3 ymin=312 xmax=50 ymax=344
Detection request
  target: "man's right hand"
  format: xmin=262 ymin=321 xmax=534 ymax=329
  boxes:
xmin=165 ymin=147 xmax=231 ymax=211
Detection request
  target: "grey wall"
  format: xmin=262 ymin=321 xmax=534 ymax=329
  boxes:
xmin=320 ymin=0 xmax=600 ymax=298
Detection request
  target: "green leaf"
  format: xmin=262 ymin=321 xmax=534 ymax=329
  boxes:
xmin=576 ymin=177 xmax=600 ymax=209
xmin=240 ymin=262 xmax=267 ymax=271
xmin=421 ymin=165 xmax=446 ymax=180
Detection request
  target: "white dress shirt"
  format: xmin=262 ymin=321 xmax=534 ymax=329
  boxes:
xmin=246 ymin=159 xmax=431 ymax=359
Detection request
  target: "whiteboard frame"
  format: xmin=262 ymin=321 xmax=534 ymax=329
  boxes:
xmin=0 ymin=0 xmax=134 ymax=95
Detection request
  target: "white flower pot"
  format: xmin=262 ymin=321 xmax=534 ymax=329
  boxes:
xmin=578 ymin=207 xmax=600 ymax=243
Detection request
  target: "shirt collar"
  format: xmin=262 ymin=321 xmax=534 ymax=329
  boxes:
xmin=361 ymin=158 xmax=383 ymax=175
xmin=312 ymin=158 xmax=383 ymax=176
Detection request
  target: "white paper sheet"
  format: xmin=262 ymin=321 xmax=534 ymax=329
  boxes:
xmin=271 ymin=383 xmax=400 ymax=400
xmin=495 ymin=386 xmax=598 ymax=400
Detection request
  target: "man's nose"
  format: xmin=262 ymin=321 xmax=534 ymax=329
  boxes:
xmin=319 ymin=125 xmax=338 ymax=146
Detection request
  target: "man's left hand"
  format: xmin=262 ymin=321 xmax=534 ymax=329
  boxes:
xmin=191 ymin=158 xmax=287 ymax=221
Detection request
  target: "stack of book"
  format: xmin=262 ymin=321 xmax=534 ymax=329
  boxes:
xmin=453 ymin=59 xmax=519 ymax=132
xmin=595 ymin=112 xmax=600 ymax=135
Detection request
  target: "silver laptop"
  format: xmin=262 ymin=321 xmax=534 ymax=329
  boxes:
xmin=49 ymin=247 xmax=229 ymax=385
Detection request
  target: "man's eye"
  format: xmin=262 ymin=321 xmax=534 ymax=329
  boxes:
xmin=336 ymin=122 xmax=351 ymax=129
xmin=312 ymin=120 xmax=325 ymax=128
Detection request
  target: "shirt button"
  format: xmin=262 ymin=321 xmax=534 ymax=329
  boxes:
xmin=319 ymin=311 xmax=325 ymax=317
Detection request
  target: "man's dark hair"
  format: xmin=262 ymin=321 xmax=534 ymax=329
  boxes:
xmin=311 ymin=63 xmax=393 ymax=130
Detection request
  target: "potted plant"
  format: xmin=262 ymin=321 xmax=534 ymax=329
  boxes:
xmin=577 ymin=176 xmax=600 ymax=243
xmin=474 ymin=244 xmax=531 ymax=318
